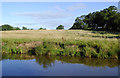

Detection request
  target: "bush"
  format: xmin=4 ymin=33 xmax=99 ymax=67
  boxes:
xmin=22 ymin=27 xmax=28 ymax=30
xmin=56 ymin=25 xmax=64 ymax=30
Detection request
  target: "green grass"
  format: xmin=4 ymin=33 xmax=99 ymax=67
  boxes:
xmin=33 ymin=40 xmax=119 ymax=59
xmin=1 ymin=30 xmax=120 ymax=59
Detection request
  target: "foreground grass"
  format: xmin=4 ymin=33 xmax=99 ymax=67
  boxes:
xmin=1 ymin=30 xmax=120 ymax=59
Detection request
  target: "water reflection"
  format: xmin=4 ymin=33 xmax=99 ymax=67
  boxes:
xmin=35 ymin=56 xmax=55 ymax=68
xmin=2 ymin=54 xmax=35 ymax=60
xmin=2 ymin=54 xmax=119 ymax=68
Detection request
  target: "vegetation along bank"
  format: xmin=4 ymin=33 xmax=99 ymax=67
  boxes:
xmin=2 ymin=30 xmax=120 ymax=59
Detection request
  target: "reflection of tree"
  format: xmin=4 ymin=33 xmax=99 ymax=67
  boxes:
xmin=35 ymin=56 xmax=119 ymax=68
xmin=35 ymin=56 xmax=55 ymax=68
xmin=57 ymin=56 xmax=119 ymax=68
xmin=2 ymin=54 xmax=119 ymax=68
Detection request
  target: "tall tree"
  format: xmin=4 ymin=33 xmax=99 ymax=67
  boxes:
xmin=107 ymin=13 xmax=120 ymax=31
xmin=70 ymin=6 xmax=119 ymax=31
xmin=70 ymin=15 xmax=88 ymax=29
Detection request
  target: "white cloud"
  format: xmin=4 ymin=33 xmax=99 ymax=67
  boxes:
xmin=51 ymin=6 xmax=64 ymax=12
xmin=66 ymin=3 xmax=86 ymax=11
xmin=50 ymin=3 xmax=86 ymax=12
xmin=14 ymin=23 xmax=39 ymax=25
xmin=14 ymin=11 xmax=73 ymax=20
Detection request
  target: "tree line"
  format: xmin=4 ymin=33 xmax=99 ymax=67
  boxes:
xmin=0 ymin=24 xmax=64 ymax=31
xmin=70 ymin=6 xmax=120 ymax=31
xmin=0 ymin=24 xmax=47 ymax=31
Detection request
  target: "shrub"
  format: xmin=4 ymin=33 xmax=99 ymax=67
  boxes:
xmin=56 ymin=25 xmax=64 ymax=30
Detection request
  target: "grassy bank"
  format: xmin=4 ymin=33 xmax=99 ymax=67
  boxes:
xmin=1 ymin=30 xmax=120 ymax=59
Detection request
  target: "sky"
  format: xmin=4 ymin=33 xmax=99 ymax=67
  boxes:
xmin=2 ymin=2 xmax=118 ymax=29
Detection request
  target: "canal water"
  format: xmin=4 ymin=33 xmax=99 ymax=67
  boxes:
xmin=2 ymin=54 xmax=119 ymax=76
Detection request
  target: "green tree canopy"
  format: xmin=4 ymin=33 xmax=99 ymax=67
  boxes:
xmin=70 ymin=6 xmax=119 ymax=31
xmin=0 ymin=24 xmax=21 ymax=31
xmin=56 ymin=25 xmax=64 ymax=30
xmin=13 ymin=27 xmax=21 ymax=30
xmin=39 ymin=28 xmax=43 ymax=30
xmin=22 ymin=27 xmax=28 ymax=30
xmin=70 ymin=15 xmax=88 ymax=29
xmin=0 ymin=24 xmax=13 ymax=31
xmin=39 ymin=27 xmax=46 ymax=30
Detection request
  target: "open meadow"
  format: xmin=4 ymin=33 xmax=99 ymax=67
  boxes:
xmin=1 ymin=30 xmax=120 ymax=59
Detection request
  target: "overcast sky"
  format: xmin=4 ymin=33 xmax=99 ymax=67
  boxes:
xmin=2 ymin=2 xmax=118 ymax=29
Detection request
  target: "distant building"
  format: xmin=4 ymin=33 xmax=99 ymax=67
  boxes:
xmin=118 ymin=1 xmax=120 ymax=13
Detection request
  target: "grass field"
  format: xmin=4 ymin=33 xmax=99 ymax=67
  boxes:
xmin=2 ymin=30 xmax=119 ymax=39
xmin=1 ymin=30 xmax=120 ymax=59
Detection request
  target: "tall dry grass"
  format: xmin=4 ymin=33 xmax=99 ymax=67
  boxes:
xmin=1 ymin=30 xmax=119 ymax=41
